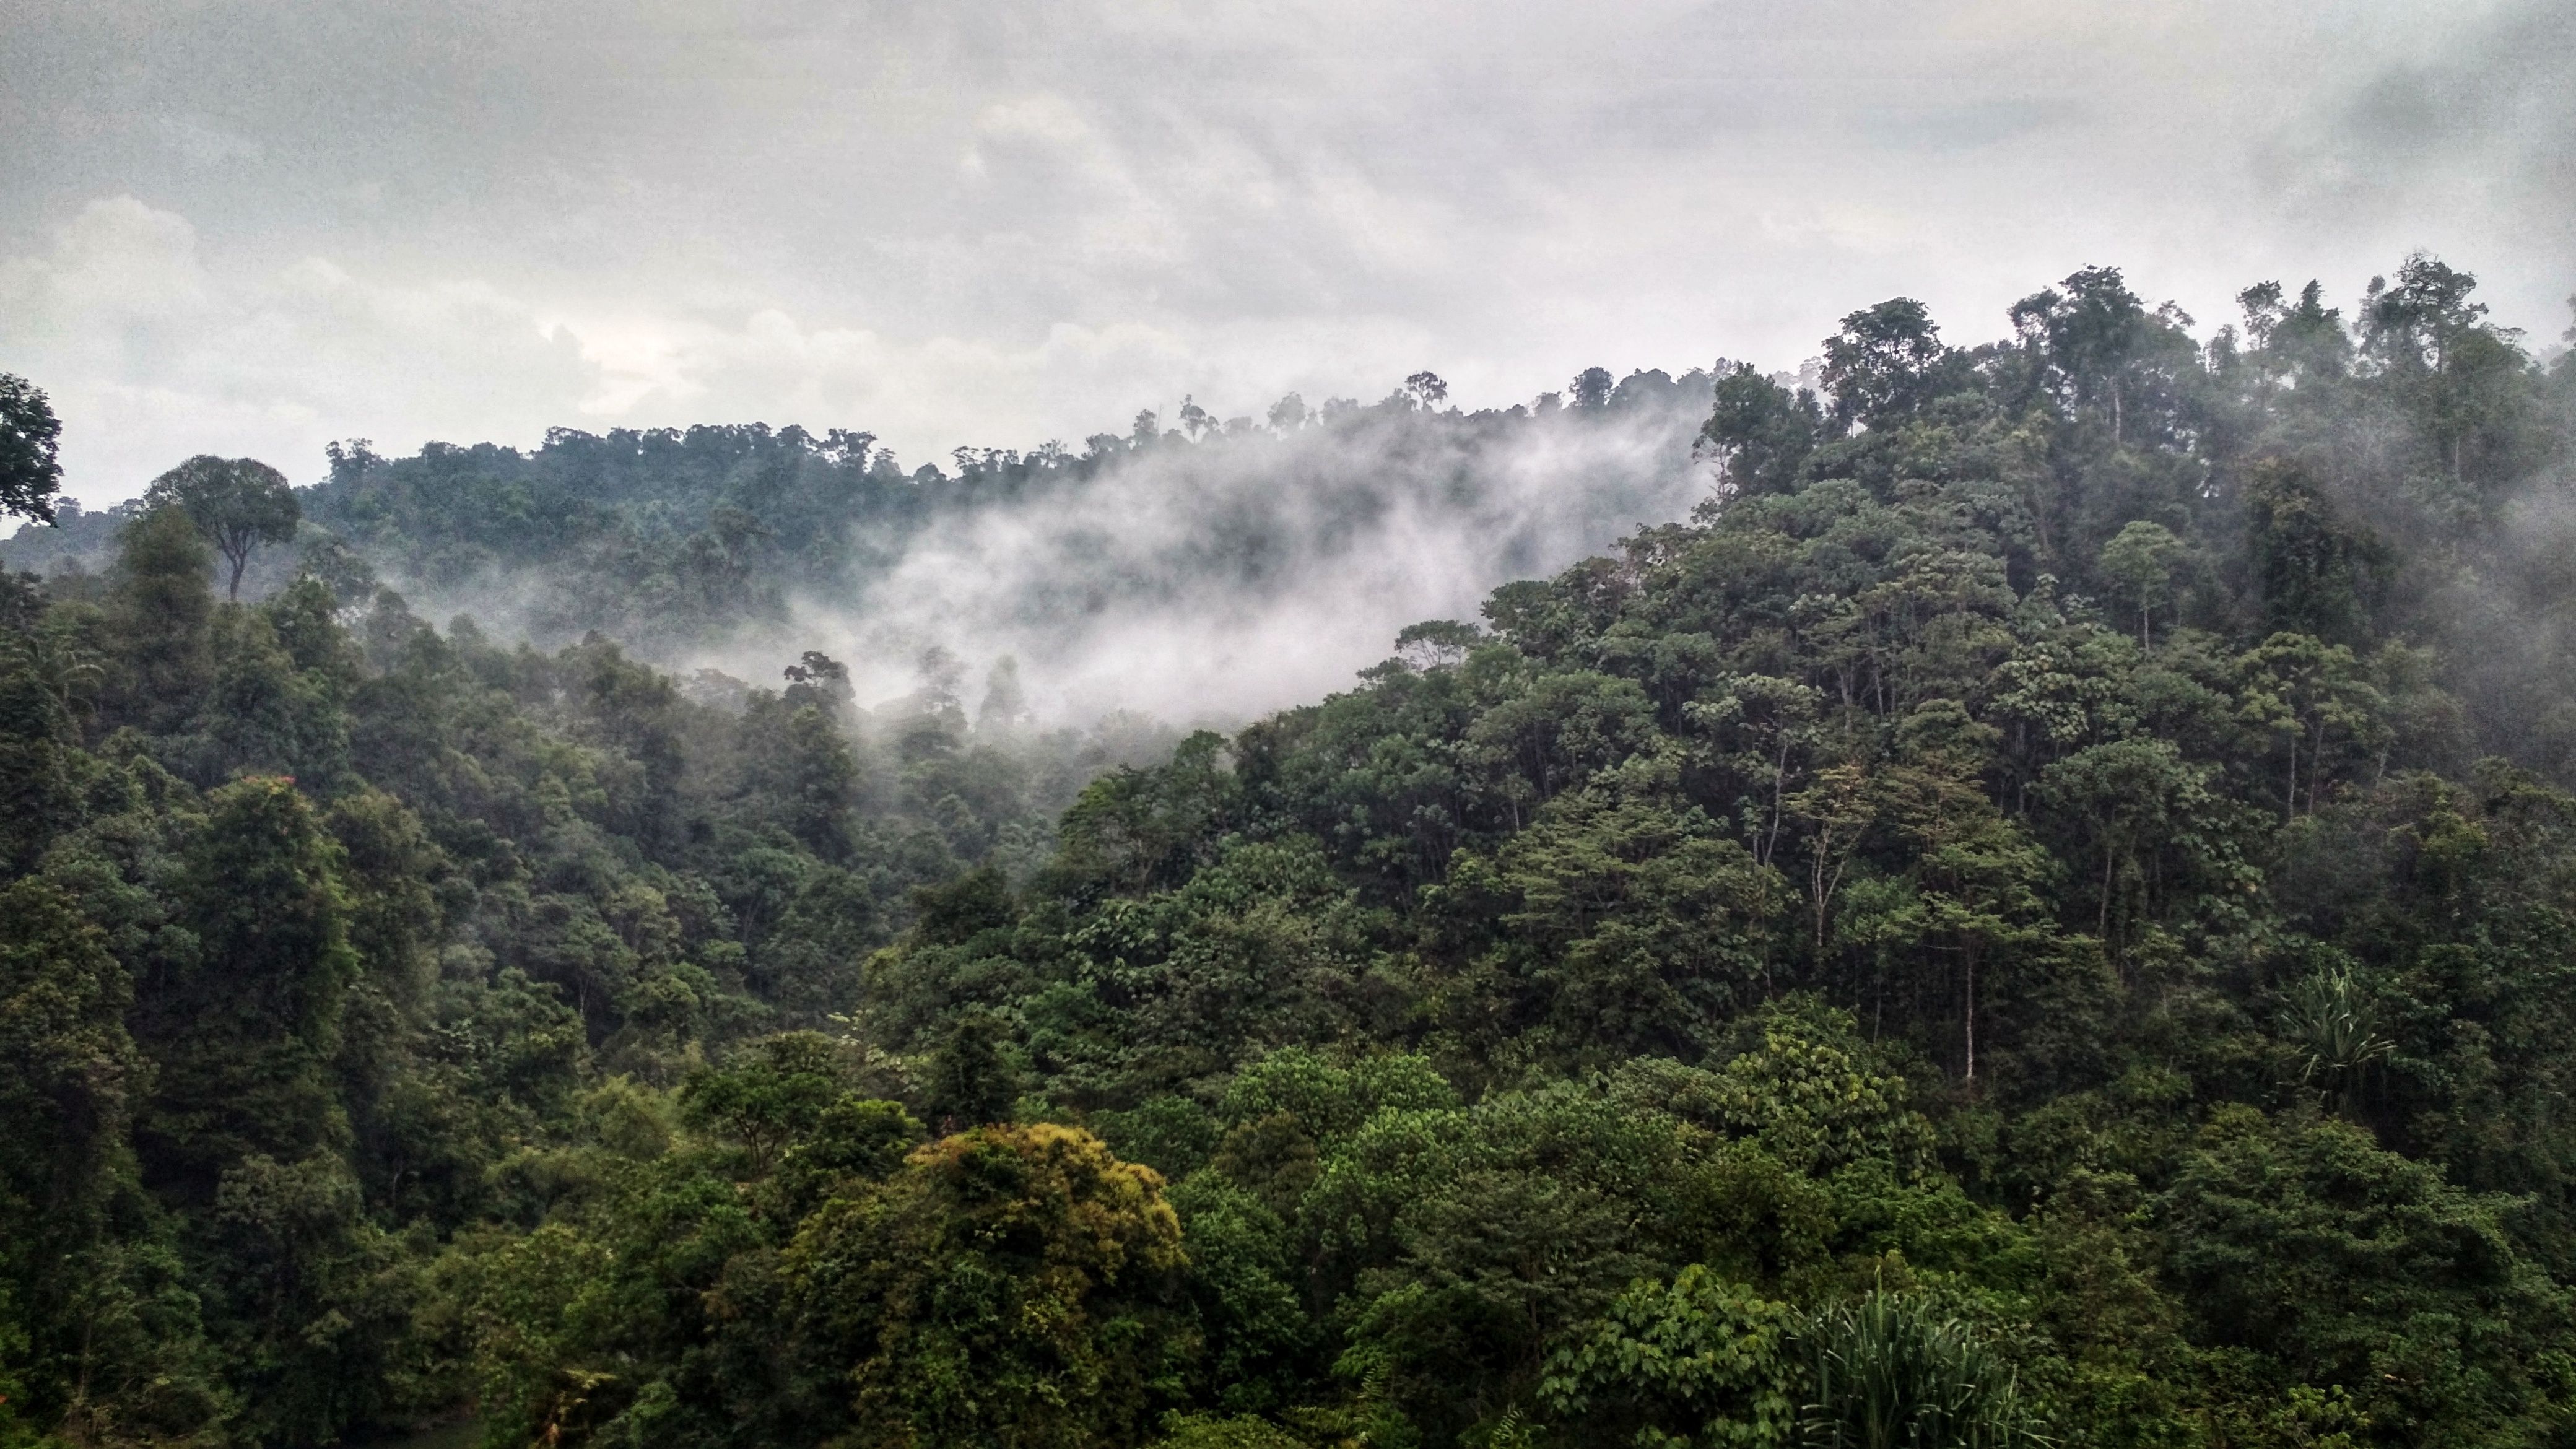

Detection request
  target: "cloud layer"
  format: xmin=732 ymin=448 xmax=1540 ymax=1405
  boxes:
xmin=4 ymin=0 xmax=2570 ymax=506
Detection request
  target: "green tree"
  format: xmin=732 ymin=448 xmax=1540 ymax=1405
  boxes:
xmin=1879 ymin=738 xmax=2055 ymax=1088
xmin=2009 ymin=266 xmax=2175 ymax=444
xmin=1821 ymin=299 xmax=1948 ymax=431
xmin=2034 ymin=738 xmax=2229 ymax=941
xmin=1458 ymin=783 xmax=1784 ymax=1064
xmin=1702 ymin=363 xmax=1821 ymax=497
xmin=0 ymin=879 xmax=142 ymax=1235
xmin=0 ymin=880 xmax=156 ymax=1437
xmin=1687 ymin=1000 xmax=1937 ymax=1179
xmin=2242 ymin=460 xmax=2385 ymax=646
xmin=788 ymin=1123 xmax=1193 ymax=1449
xmin=2234 ymin=633 xmax=2388 ymax=823
xmin=926 ymin=1009 xmax=1020 ymax=1132
xmin=0 ymin=374 xmax=64 ymax=524
xmin=107 ymin=505 xmax=216 ymax=732
xmin=0 ymin=623 xmax=86 ymax=872
xmin=679 ymin=1032 xmax=846 ymax=1176
xmin=2095 ymin=522 xmax=2185 ymax=651
xmin=144 ymin=455 xmax=302 ymax=600
xmin=1167 ymin=1172 xmax=1312 ymax=1414
xmin=1539 ymin=1266 xmax=1798 ymax=1448
xmin=738 ymin=694 xmax=859 ymax=861
xmin=773 ymin=1096 xmax=923 ymax=1216
xmin=2160 ymin=1108 xmax=2570 ymax=1441
xmin=202 ymin=1151 xmax=411 ymax=1448
xmin=136 ymin=778 xmax=359 ymax=1198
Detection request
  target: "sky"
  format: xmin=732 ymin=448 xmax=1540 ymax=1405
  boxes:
xmin=4 ymin=0 xmax=2571 ymax=509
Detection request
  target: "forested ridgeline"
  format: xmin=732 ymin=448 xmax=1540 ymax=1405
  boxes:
xmin=6 ymin=256 xmax=2576 ymax=1449
xmin=0 ymin=366 xmax=1718 ymax=663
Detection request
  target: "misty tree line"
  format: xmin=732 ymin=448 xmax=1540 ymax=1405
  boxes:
xmin=0 ymin=363 xmax=1707 ymax=664
xmin=4 ymin=251 xmax=2576 ymax=1449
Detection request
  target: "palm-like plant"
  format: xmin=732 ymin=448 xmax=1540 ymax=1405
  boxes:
xmin=1803 ymin=1292 xmax=2045 ymax=1449
xmin=2280 ymin=965 xmax=2393 ymax=1113
xmin=0 ymin=625 xmax=102 ymax=728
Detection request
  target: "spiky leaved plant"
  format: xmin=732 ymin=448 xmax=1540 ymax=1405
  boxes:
xmin=1803 ymin=1292 xmax=2045 ymax=1449
xmin=2279 ymin=965 xmax=2394 ymax=1114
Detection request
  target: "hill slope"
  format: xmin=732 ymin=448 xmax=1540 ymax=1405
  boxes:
xmin=5 ymin=259 xmax=2576 ymax=1449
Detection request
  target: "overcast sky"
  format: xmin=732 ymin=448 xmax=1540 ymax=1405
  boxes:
xmin=5 ymin=0 xmax=2570 ymax=508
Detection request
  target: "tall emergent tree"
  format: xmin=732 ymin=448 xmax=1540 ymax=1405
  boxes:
xmin=144 ymin=455 xmax=301 ymax=599
xmin=0 ymin=373 xmax=64 ymax=524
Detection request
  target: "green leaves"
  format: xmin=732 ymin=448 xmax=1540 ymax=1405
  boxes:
xmin=2160 ymin=1107 xmax=2571 ymax=1440
xmin=0 ymin=374 xmax=63 ymax=526
xmin=140 ymin=777 xmax=360 ymax=1188
xmin=677 ymin=1031 xmax=847 ymax=1175
xmin=2276 ymin=966 xmax=2393 ymax=1110
xmin=1455 ymin=782 xmax=1786 ymax=1064
xmin=790 ymin=1123 xmax=1193 ymax=1449
xmin=1803 ymin=1291 xmax=2045 ymax=1449
xmin=1540 ymin=1266 xmax=1798 ymax=1449
xmin=142 ymin=455 xmax=300 ymax=601
xmin=2094 ymin=523 xmax=2185 ymax=650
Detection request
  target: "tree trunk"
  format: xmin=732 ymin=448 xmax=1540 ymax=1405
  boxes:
xmin=2285 ymin=734 xmax=2298 ymax=825
xmin=1963 ymin=944 xmax=1979 ymax=1086
xmin=2309 ymin=720 xmax=2327 ymax=816
xmin=2100 ymin=843 xmax=2116 ymax=939
xmin=1763 ymin=737 xmax=1789 ymax=868
xmin=1811 ymin=843 xmax=1831 ymax=952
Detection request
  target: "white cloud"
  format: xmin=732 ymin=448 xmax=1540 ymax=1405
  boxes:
xmin=2 ymin=0 xmax=2567 ymax=509
xmin=0 ymin=196 xmax=1367 ymax=505
xmin=0 ymin=197 xmax=599 ymax=500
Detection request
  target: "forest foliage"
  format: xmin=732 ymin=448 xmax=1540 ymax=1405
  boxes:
xmin=1 ymin=367 xmax=1718 ymax=672
xmin=5 ymin=256 xmax=2576 ymax=1449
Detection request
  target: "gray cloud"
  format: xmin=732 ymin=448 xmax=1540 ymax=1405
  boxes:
xmin=4 ymin=0 xmax=2569 ymax=508
xmin=2282 ymin=2 xmax=2575 ymax=256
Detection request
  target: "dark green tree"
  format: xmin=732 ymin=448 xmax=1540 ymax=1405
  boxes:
xmin=2162 ymin=1108 xmax=2570 ymax=1440
xmin=679 ymin=1032 xmax=846 ymax=1175
xmin=2243 ymin=459 xmax=2386 ymax=645
xmin=787 ymin=1124 xmax=1191 ymax=1449
xmin=1821 ymin=298 xmax=1948 ymax=430
xmin=1702 ymin=362 xmax=1821 ymax=497
xmin=0 ymin=373 xmax=64 ymax=524
xmin=136 ymin=778 xmax=359 ymax=1198
xmin=105 ymin=505 xmax=216 ymax=732
xmin=143 ymin=455 xmax=301 ymax=599
xmin=1538 ymin=1266 xmax=1797 ymax=1448
xmin=926 ymin=1010 xmax=1019 ymax=1131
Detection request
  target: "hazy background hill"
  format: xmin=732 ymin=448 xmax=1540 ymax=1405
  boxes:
xmin=4 ymin=366 xmax=1722 ymax=721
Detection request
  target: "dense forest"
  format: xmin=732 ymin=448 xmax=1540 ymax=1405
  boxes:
xmin=5 ymin=255 xmax=2576 ymax=1449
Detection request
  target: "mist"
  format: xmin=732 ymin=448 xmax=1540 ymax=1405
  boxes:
xmin=73 ymin=369 xmax=1724 ymax=731
xmin=757 ymin=383 xmax=1717 ymax=723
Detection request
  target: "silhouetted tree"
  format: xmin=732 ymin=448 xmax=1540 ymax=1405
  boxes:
xmin=144 ymin=455 xmax=300 ymax=599
xmin=0 ymin=374 xmax=64 ymax=524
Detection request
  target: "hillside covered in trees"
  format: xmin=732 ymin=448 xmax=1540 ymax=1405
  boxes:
xmin=6 ymin=255 xmax=2576 ymax=1449
xmin=1 ymin=367 xmax=1719 ymax=718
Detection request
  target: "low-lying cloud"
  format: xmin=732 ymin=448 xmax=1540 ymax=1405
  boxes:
xmin=761 ymin=392 xmax=1716 ymax=723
